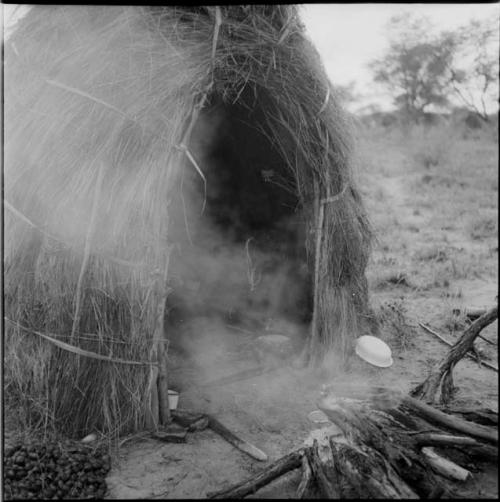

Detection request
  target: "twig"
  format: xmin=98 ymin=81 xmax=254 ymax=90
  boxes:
xmin=419 ymin=322 xmax=498 ymax=372
xmin=478 ymin=334 xmax=497 ymax=346
xmin=201 ymin=366 xmax=276 ymax=388
xmin=45 ymin=78 xmax=129 ymax=120
xmin=179 ymin=167 xmax=193 ymax=246
xmin=318 ymin=86 xmax=330 ymax=114
xmin=6 ymin=319 xmax=156 ymax=366
xmin=225 ymin=324 xmax=256 ymax=336
xmin=179 ymin=144 xmax=207 ymax=214
xmin=211 ymin=7 xmax=222 ymax=61
xmin=245 ymin=237 xmax=261 ymax=292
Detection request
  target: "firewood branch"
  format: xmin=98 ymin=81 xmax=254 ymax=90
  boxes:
xmin=411 ymin=306 xmax=498 ymax=404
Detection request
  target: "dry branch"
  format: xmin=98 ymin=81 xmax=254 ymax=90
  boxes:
xmin=412 ymin=306 xmax=498 ymax=404
xmin=437 ymin=407 xmax=498 ymax=426
xmin=207 ymin=415 xmax=268 ymax=462
xmin=207 ymin=449 xmax=304 ymax=499
xmin=421 ymin=447 xmax=471 ymax=481
xmin=329 ymin=439 xmax=418 ymax=499
xmin=319 ymin=396 xmax=443 ymax=498
xmin=419 ymin=322 xmax=498 ymax=372
xmin=412 ymin=433 xmax=498 ymax=461
xmin=304 ymin=440 xmax=339 ymax=498
xmin=296 ymin=453 xmax=312 ymax=498
xmin=401 ymin=394 xmax=498 ymax=444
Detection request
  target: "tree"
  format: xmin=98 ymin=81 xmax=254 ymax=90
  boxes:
xmin=445 ymin=18 xmax=499 ymax=122
xmin=368 ymin=14 xmax=455 ymax=122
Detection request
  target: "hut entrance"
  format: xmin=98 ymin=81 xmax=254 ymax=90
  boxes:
xmin=165 ymin=90 xmax=312 ymax=367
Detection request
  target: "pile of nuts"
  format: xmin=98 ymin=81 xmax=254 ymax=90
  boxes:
xmin=3 ymin=440 xmax=111 ymax=500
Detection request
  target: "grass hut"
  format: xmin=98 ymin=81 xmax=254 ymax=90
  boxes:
xmin=4 ymin=5 xmax=373 ymax=437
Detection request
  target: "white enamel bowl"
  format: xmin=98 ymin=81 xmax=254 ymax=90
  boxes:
xmin=355 ymin=335 xmax=393 ymax=368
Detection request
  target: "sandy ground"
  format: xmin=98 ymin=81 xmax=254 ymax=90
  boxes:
xmin=103 ymin=125 xmax=498 ymax=499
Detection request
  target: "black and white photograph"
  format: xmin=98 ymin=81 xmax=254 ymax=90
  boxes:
xmin=2 ymin=3 xmax=499 ymax=499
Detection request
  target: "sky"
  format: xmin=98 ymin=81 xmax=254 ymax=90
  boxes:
xmin=301 ymin=3 xmax=500 ymax=113
xmin=3 ymin=3 xmax=499 ymax=114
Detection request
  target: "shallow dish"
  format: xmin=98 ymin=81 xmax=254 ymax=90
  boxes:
xmin=355 ymin=335 xmax=393 ymax=368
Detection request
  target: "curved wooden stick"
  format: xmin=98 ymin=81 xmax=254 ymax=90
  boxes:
xmin=411 ymin=306 xmax=498 ymax=404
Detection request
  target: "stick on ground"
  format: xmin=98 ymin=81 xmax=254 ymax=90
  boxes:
xmin=419 ymin=322 xmax=498 ymax=372
xmin=207 ymin=414 xmax=268 ymax=462
xmin=207 ymin=449 xmax=304 ymax=499
xmin=411 ymin=307 xmax=498 ymax=404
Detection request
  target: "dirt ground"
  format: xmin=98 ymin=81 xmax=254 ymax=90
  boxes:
xmin=103 ymin=122 xmax=498 ymax=499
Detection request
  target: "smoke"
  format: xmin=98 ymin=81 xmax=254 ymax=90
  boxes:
xmin=163 ymin=107 xmax=313 ymax=385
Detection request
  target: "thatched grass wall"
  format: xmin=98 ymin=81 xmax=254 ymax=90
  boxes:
xmin=4 ymin=5 xmax=372 ymax=437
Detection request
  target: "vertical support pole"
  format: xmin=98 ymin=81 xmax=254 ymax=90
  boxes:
xmin=145 ymin=366 xmax=159 ymax=430
xmin=146 ymin=247 xmax=172 ymax=429
xmin=155 ymin=250 xmax=173 ymax=426
xmin=306 ymin=179 xmax=324 ymax=366
xmin=157 ymin=330 xmax=171 ymax=425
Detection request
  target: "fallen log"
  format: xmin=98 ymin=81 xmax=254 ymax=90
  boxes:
xmin=412 ymin=306 xmax=498 ymax=404
xmin=401 ymin=395 xmax=498 ymax=444
xmin=207 ymin=449 xmax=304 ymax=499
xmin=413 ymin=433 xmax=498 ymax=461
xmin=437 ymin=407 xmax=498 ymax=426
xmin=421 ymin=447 xmax=472 ymax=481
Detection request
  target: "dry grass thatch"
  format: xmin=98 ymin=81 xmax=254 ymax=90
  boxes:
xmin=4 ymin=5 xmax=372 ymax=437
